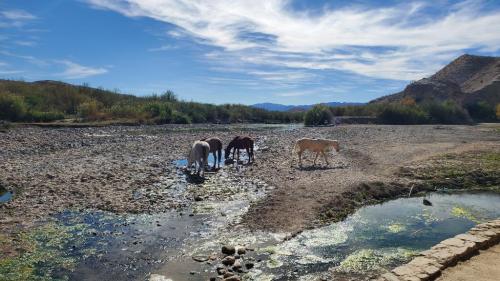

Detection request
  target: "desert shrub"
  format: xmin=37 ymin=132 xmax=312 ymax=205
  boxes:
xmin=142 ymin=102 xmax=174 ymax=124
xmin=0 ymin=93 xmax=27 ymax=121
xmin=108 ymin=103 xmax=143 ymax=119
xmin=77 ymin=100 xmax=104 ymax=121
xmin=423 ymin=101 xmax=471 ymax=124
xmin=304 ymin=104 xmax=333 ymax=126
xmin=466 ymin=101 xmax=496 ymax=122
xmin=172 ymin=111 xmax=191 ymax=124
xmin=26 ymin=111 xmax=65 ymax=122
xmin=377 ymin=104 xmax=429 ymax=124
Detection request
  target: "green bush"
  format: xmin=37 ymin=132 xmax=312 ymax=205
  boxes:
xmin=466 ymin=101 xmax=496 ymax=122
xmin=304 ymin=104 xmax=333 ymax=126
xmin=0 ymin=93 xmax=27 ymax=121
xmin=423 ymin=101 xmax=471 ymax=124
xmin=26 ymin=111 xmax=65 ymax=122
xmin=172 ymin=111 xmax=191 ymax=124
xmin=77 ymin=100 xmax=104 ymax=121
xmin=377 ymin=105 xmax=429 ymax=124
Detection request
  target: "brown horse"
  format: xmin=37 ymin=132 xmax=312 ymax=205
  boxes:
xmin=200 ymin=137 xmax=223 ymax=169
xmin=225 ymin=136 xmax=255 ymax=164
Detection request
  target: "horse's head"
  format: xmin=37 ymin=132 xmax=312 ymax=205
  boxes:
xmin=331 ymin=141 xmax=340 ymax=152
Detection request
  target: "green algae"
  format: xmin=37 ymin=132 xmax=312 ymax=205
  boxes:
xmin=335 ymin=248 xmax=417 ymax=274
xmin=0 ymin=222 xmax=95 ymax=281
xmin=266 ymin=255 xmax=283 ymax=269
xmin=451 ymin=205 xmax=481 ymax=223
xmin=386 ymin=223 xmax=406 ymax=233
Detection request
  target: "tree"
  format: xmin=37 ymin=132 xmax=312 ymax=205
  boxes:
xmin=304 ymin=104 xmax=332 ymax=126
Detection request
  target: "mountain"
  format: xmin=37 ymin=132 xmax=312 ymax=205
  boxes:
xmin=371 ymin=54 xmax=500 ymax=105
xmin=252 ymin=101 xmax=365 ymax=112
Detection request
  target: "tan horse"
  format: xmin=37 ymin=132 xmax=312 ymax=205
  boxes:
xmin=293 ymin=138 xmax=340 ymax=166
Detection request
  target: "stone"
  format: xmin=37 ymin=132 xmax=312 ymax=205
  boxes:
xmin=223 ymin=272 xmax=235 ymax=278
xmin=223 ymin=276 xmax=240 ymax=281
xmin=381 ymin=272 xmax=401 ymax=281
xmin=149 ymin=274 xmax=173 ymax=281
xmin=236 ymin=247 xmax=246 ymax=255
xmin=245 ymin=262 xmax=254 ymax=269
xmin=393 ymin=265 xmax=418 ymax=277
xmin=210 ymin=277 xmax=216 ymax=281
xmin=222 ymin=245 xmax=236 ymax=255
xmin=222 ymin=256 xmax=236 ymax=266
xmin=456 ymin=233 xmax=488 ymax=244
xmin=192 ymin=256 xmax=209 ymax=262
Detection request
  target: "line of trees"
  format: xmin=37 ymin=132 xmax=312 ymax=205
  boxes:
xmin=304 ymin=97 xmax=500 ymax=126
xmin=0 ymin=80 xmax=303 ymax=124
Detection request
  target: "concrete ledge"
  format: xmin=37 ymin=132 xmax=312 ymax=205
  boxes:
xmin=375 ymin=219 xmax=500 ymax=281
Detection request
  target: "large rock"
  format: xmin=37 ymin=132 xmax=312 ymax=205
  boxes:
xmin=222 ymin=245 xmax=236 ymax=255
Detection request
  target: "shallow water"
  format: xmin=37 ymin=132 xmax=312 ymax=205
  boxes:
xmin=254 ymin=192 xmax=500 ymax=280
xmin=0 ymin=187 xmax=12 ymax=203
xmin=5 ymin=190 xmax=500 ymax=281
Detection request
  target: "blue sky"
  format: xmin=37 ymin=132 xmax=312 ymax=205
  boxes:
xmin=1 ymin=0 xmax=500 ymax=105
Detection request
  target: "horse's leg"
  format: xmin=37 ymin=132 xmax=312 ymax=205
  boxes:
xmin=212 ymin=151 xmax=216 ymax=170
xmin=314 ymin=152 xmax=319 ymax=165
xmin=246 ymin=148 xmax=250 ymax=163
xmin=237 ymin=149 xmax=240 ymax=163
xmin=322 ymin=150 xmax=329 ymax=165
xmin=298 ymin=150 xmax=303 ymax=167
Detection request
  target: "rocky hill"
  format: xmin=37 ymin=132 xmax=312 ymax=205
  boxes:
xmin=371 ymin=54 xmax=500 ymax=105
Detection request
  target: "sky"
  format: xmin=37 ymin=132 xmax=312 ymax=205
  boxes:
xmin=1 ymin=0 xmax=500 ymax=105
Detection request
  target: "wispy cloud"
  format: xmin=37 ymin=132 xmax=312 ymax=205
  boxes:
xmin=0 ymin=50 xmax=47 ymax=66
xmin=86 ymin=0 xmax=500 ymax=81
xmin=0 ymin=9 xmax=37 ymax=27
xmin=56 ymin=60 xmax=108 ymax=79
xmin=148 ymin=44 xmax=177 ymax=52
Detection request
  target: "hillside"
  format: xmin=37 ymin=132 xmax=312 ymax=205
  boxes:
xmin=252 ymin=101 xmax=365 ymax=112
xmin=0 ymin=79 xmax=303 ymax=124
xmin=371 ymin=54 xmax=500 ymax=105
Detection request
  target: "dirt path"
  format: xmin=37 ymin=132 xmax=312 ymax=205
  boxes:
xmin=436 ymin=243 xmax=500 ymax=281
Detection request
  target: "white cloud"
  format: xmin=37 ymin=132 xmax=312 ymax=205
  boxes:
xmin=57 ymin=60 xmax=108 ymax=79
xmin=1 ymin=10 xmax=36 ymax=21
xmin=86 ymin=0 xmax=500 ymax=81
xmin=148 ymin=44 xmax=177 ymax=52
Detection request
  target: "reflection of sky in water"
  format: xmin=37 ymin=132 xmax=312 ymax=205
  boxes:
xmin=0 ymin=189 xmax=12 ymax=203
xmin=262 ymin=192 xmax=500 ymax=280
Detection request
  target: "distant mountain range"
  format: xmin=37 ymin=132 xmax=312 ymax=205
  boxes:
xmin=371 ymin=54 xmax=500 ymax=106
xmin=252 ymin=102 xmax=365 ymax=112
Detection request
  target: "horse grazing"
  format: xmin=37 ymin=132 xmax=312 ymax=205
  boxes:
xmin=293 ymin=138 xmax=340 ymax=166
xmin=188 ymin=141 xmax=210 ymax=176
xmin=225 ymin=136 xmax=255 ymax=164
xmin=200 ymin=137 xmax=223 ymax=169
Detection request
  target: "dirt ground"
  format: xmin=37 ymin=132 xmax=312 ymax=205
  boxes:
xmin=1 ymin=124 xmax=499 ymax=239
xmin=436 ymin=243 xmax=500 ymax=281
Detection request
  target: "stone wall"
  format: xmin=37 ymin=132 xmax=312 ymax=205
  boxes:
xmin=376 ymin=219 xmax=500 ymax=281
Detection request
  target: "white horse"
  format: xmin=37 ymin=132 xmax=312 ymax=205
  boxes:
xmin=293 ymin=138 xmax=340 ymax=166
xmin=188 ymin=141 xmax=210 ymax=176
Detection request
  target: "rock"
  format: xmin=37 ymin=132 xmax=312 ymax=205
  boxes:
xmin=192 ymin=256 xmax=209 ymax=262
xmin=209 ymin=278 xmax=216 ymax=281
xmin=216 ymin=266 xmax=226 ymax=275
xmin=232 ymin=260 xmax=242 ymax=271
xmin=223 ymin=276 xmax=240 ymax=281
xmin=236 ymin=247 xmax=246 ymax=255
xmin=149 ymin=274 xmax=173 ymax=281
xmin=245 ymin=262 xmax=254 ymax=269
xmin=223 ymin=272 xmax=235 ymax=278
xmin=194 ymin=195 xmax=203 ymax=201
xmin=422 ymin=198 xmax=432 ymax=206
xmin=222 ymin=256 xmax=236 ymax=266
xmin=222 ymin=245 xmax=236 ymax=255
